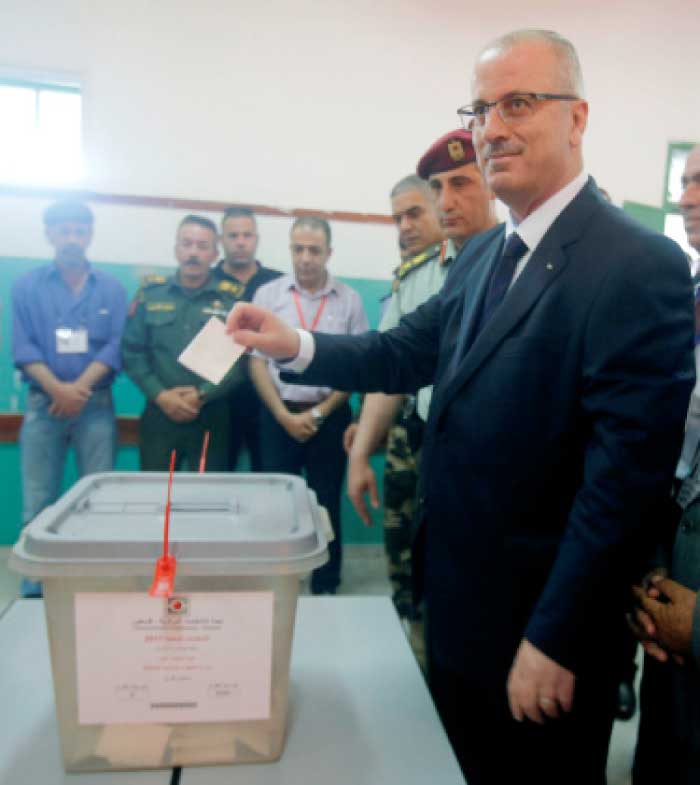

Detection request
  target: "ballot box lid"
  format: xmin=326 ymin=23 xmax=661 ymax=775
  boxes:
xmin=11 ymin=472 xmax=330 ymax=576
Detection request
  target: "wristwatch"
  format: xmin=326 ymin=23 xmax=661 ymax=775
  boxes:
xmin=311 ymin=406 xmax=325 ymax=428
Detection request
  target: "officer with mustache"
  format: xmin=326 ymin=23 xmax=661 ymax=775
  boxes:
xmin=122 ymin=215 xmax=245 ymax=471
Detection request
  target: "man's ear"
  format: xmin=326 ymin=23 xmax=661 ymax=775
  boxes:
xmin=570 ymin=100 xmax=588 ymax=150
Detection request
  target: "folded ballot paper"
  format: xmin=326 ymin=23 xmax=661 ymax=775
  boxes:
xmin=178 ymin=316 xmax=246 ymax=384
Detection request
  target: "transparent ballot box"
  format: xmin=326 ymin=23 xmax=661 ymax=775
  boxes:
xmin=10 ymin=472 xmax=330 ymax=772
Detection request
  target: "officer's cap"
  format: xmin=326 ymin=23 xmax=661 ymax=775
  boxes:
xmin=416 ymin=129 xmax=476 ymax=180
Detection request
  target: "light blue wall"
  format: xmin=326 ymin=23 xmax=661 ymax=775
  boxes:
xmin=0 ymin=256 xmax=390 ymax=546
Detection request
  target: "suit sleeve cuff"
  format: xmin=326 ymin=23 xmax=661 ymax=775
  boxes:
xmin=276 ymin=329 xmax=315 ymax=372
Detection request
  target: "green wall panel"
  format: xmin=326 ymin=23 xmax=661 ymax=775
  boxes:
xmin=0 ymin=256 xmax=391 ymax=547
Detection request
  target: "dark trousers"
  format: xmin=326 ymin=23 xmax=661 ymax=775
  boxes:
xmin=259 ymin=402 xmax=351 ymax=592
xmin=634 ymin=653 xmax=700 ymax=784
xmin=429 ymin=650 xmax=617 ymax=785
xmin=227 ymin=380 xmax=263 ymax=471
xmin=140 ymin=399 xmax=230 ymax=471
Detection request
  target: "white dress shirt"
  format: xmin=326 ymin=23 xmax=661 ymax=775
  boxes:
xmin=507 ymin=169 xmax=589 ymax=285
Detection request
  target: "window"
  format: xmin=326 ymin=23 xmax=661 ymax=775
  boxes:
xmin=664 ymin=142 xmax=695 ymax=210
xmin=0 ymin=76 xmax=84 ymax=185
xmin=665 ymin=213 xmax=694 ymax=259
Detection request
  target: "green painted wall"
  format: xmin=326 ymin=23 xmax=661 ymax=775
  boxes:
xmin=0 ymin=256 xmax=390 ymax=546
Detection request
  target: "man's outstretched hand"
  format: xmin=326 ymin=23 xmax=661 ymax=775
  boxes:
xmin=225 ymin=303 xmax=300 ymax=360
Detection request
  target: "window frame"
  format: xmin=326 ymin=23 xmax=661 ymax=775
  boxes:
xmin=663 ymin=141 xmax=696 ymax=213
xmin=0 ymin=71 xmax=83 ymax=186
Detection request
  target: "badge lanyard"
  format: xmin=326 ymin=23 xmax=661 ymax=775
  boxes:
xmin=292 ymin=290 xmax=327 ymax=330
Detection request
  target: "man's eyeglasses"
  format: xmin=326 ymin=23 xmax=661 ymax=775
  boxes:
xmin=457 ymin=92 xmax=580 ymax=129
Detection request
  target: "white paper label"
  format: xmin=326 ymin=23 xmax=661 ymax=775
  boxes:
xmin=75 ymin=592 xmax=274 ymax=725
xmin=177 ymin=316 xmax=246 ymax=384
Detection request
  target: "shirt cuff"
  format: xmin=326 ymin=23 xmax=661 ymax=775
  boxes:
xmin=276 ymin=329 xmax=315 ymax=373
xmin=93 ymin=346 xmax=122 ymax=372
xmin=14 ymin=347 xmax=46 ymax=367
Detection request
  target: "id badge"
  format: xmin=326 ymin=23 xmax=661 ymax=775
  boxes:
xmin=56 ymin=327 xmax=88 ymax=354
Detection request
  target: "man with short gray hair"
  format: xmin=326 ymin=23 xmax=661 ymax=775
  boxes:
xmin=226 ymin=31 xmax=693 ymax=783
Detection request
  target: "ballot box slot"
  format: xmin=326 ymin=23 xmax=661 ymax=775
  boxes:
xmin=72 ymin=500 xmax=242 ymax=515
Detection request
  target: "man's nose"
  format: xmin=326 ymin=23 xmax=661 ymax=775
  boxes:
xmin=480 ymin=106 xmax=509 ymax=143
xmin=399 ymin=215 xmax=412 ymax=232
xmin=438 ymin=185 xmax=454 ymax=212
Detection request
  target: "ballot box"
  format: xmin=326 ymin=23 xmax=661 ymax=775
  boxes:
xmin=10 ymin=472 xmax=330 ymax=773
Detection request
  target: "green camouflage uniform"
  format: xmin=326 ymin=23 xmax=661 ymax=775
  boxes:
xmin=379 ymin=241 xmax=456 ymax=629
xmin=122 ymin=272 xmax=246 ymax=471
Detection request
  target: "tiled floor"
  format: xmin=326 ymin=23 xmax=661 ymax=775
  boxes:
xmin=0 ymin=544 xmax=638 ymax=784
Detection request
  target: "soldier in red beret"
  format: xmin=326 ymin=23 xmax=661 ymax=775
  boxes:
xmin=417 ymin=128 xmax=497 ymax=258
xmin=344 ymin=131 xmax=498 ymax=666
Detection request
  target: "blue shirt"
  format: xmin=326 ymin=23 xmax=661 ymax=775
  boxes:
xmin=12 ymin=263 xmax=128 ymax=389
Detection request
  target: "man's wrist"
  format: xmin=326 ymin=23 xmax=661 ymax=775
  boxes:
xmin=349 ymin=439 xmax=372 ymax=462
xmin=44 ymin=378 xmax=61 ymax=396
xmin=275 ymin=405 xmax=292 ymax=424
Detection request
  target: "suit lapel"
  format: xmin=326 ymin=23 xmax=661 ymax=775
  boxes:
xmin=435 ymin=178 xmax=603 ymax=418
xmin=445 ymin=229 xmax=504 ymax=365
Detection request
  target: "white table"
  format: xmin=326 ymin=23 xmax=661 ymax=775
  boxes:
xmin=0 ymin=597 xmax=464 ymax=785
xmin=0 ymin=599 xmax=169 ymax=785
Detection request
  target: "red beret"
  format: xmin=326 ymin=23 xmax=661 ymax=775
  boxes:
xmin=416 ymin=129 xmax=476 ymax=179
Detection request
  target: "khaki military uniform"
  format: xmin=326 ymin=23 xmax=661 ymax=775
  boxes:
xmin=122 ymin=273 xmax=245 ymax=471
xmin=380 ymin=241 xmax=456 ymax=665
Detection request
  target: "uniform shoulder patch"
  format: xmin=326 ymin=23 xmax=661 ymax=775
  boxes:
xmin=217 ymin=279 xmax=245 ymax=298
xmin=394 ymin=247 xmax=440 ymax=283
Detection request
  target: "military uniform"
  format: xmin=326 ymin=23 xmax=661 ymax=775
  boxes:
xmin=380 ymin=240 xmax=456 ymax=626
xmin=122 ymin=273 xmax=246 ymax=471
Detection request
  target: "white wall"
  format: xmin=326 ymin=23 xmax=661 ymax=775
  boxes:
xmin=0 ymin=0 xmax=698 ymax=277
xmin=0 ymin=195 xmax=396 ymax=278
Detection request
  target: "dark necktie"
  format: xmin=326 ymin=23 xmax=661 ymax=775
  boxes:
xmin=476 ymin=231 xmax=529 ymax=334
xmin=447 ymin=232 xmax=528 ymax=379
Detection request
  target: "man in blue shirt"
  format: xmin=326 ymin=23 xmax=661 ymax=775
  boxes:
xmin=12 ymin=201 xmax=127 ymax=596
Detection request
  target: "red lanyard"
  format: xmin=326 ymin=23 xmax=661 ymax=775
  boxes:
xmin=292 ymin=290 xmax=327 ymax=330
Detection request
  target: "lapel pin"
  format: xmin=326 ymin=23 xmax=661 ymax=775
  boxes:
xmin=545 ymin=263 xmax=554 ymax=271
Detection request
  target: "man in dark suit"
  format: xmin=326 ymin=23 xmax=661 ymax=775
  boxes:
xmin=226 ymin=30 xmax=694 ymax=785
